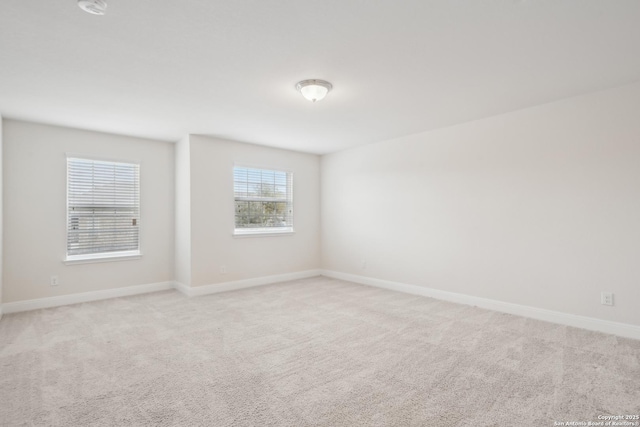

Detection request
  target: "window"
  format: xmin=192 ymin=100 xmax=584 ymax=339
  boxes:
xmin=233 ymin=166 xmax=293 ymax=235
xmin=66 ymin=156 xmax=140 ymax=261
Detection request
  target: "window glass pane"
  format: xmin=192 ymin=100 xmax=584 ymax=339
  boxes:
xmin=233 ymin=166 xmax=293 ymax=233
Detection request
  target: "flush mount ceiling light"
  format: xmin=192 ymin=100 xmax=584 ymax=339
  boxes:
xmin=296 ymin=79 xmax=333 ymax=102
xmin=78 ymin=0 xmax=107 ymax=15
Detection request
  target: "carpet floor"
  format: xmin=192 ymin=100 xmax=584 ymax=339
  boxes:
xmin=1 ymin=276 xmax=639 ymax=426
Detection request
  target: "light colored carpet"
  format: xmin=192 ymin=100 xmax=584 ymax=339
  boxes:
xmin=1 ymin=276 xmax=639 ymax=426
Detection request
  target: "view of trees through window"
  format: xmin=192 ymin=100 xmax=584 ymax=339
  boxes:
xmin=233 ymin=167 xmax=293 ymax=230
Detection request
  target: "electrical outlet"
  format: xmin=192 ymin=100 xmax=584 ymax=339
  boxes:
xmin=50 ymin=275 xmax=59 ymax=286
xmin=361 ymin=258 xmax=367 ymax=270
xmin=601 ymin=292 xmax=614 ymax=306
xmin=220 ymin=265 xmax=227 ymax=274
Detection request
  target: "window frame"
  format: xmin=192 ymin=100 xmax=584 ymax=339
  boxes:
xmin=64 ymin=154 xmax=142 ymax=264
xmin=232 ymin=164 xmax=294 ymax=237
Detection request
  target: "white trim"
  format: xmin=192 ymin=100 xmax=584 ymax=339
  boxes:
xmin=0 ymin=271 xmax=321 ymax=316
xmin=66 ymin=156 xmax=141 ymax=263
xmin=1 ymin=281 xmax=174 ymax=314
xmin=320 ymin=270 xmax=640 ymax=341
xmin=175 ymin=270 xmax=321 ymax=298
xmin=173 ymin=281 xmax=191 ymax=296
xmin=65 ymin=152 xmax=141 ymax=165
xmin=3 ymin=271 xmax=637 ymax=341
xmin=232 ymin=165 xmax=294 ymax=237
xmin=233 ymin=162 xmax=294 ymax=175
xmin=233 ymin=229 xmax=295 ymax=238
xmin=64 ymin=251 xmax=142 ymax=265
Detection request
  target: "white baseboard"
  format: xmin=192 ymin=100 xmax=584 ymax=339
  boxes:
xmin=0 ymin=271 xmax=322 ymax=315
xmin=173 ymin=281 xmax=191 ymax=296
xmin=321 ymin=270 xmax=640 ymax=341
xmin=1 ymin=281 xmax=174 ymax=314
xmin=174 ymin=269 xmax=322 ymax=297
xmin=7 ymin=269 xmax=635 ymax=341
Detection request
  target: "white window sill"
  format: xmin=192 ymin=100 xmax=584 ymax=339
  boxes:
xmin=64 ymin=251 xmax=142 ymax=265
xmin=233 ymin=228 xmax=295 ymax=238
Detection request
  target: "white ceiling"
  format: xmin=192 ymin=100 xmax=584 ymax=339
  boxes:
xmin=1 ymin=1 xmax=640 ymax=154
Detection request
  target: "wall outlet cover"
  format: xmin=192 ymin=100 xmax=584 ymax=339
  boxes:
xmin=601 ymin=292 xmax=614 ymax=306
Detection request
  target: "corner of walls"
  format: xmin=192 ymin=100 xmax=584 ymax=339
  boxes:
xmin=174 ymin=135 xmax=192 ymax=287
xmin=173 ymin=270 xmax=321 ymax=298
xmin=1 ymin=125 xmax=320 ymax=313
xmin=0 ymin=113 xmax=3 ymax=319
xmin=187 ymin=135 xmax=321 ymax=287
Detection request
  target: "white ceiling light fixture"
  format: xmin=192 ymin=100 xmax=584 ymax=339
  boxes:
xmin=78 ymin=0 xmax=107 ymax=16
xmin=296 ymin=79 xmax=333 ymax=102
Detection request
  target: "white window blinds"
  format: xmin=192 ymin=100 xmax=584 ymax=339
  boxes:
xmin=234 ymin=166 xmax=293 ymax=234
xmin=67 ymin=157 xmax=140 ymax=258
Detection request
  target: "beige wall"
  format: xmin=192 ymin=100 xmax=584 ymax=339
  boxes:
xmin=187 ymin=135 xmax=320 ymax=286
xmin=174 ymin=135 xmax=191 ymax=286
xmin=5 ymin=82 xmax=638 ymax=330
xmin=2 ymin=122 xmax=320 ymax=302
xmin=2 ymin=120 xmax=175 ymax=302
xmin=321 ymin=82 xmax=640 ymax=326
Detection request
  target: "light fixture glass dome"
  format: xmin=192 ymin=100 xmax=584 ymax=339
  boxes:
xmin=296 ymin=79 xmax=332 ymax=102
xmin=78 ymin=0 xmax=108 ymax=15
